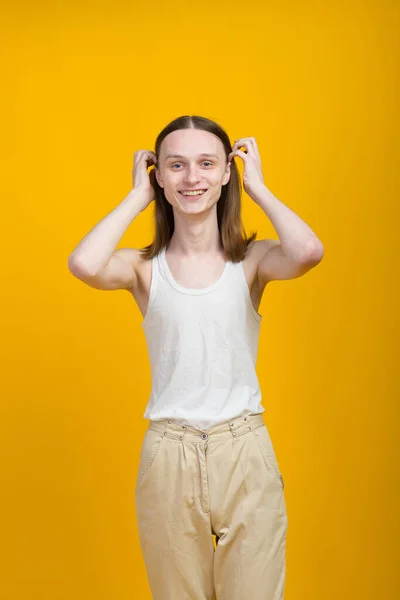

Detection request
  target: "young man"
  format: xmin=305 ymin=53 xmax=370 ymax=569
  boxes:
xmin=68 ymin=115 xmax=324 ymax=600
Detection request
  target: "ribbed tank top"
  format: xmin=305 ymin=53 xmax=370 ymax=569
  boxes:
xmin=141 ymin=246 xmax=265 ymax=431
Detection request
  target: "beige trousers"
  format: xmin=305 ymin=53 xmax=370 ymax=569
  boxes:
xmin=134 ymin=412 xmax=288 ymax=599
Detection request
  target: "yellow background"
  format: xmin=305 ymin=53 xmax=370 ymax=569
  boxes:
xmin=1 ymin=0 xmax=399 ymax=598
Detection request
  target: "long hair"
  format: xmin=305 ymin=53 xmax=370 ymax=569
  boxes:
xmin=138 ymin=115 xmax=257 ymax=262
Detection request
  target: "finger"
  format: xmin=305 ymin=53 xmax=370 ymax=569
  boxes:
xmin=134 ymin=150 xmax=156 ymax=158
xmin=231 ymin=142 xmax=246 ymax=154
xmin=235 ymin=149 xmax=248 ymax=159
xmin=250 ymin=137 xmax=259 ymax=153
xmin=137 ymin=151 xmax=157 ymax=165
xmin=133 ymin=154 xmax=156 ymax=174
xmin=245 ymin=139 xmax=260 ymax=162
xmin=232 ymin=139 xmax=254 ymax=153
xmin=229 ymin=149 xmax=248 ymax=161
xmin=233 ymin=138 xmax=254 ymax=145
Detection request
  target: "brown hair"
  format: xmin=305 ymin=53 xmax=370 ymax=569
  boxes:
xmin=138 ymin=115 xmax=257 ymax=262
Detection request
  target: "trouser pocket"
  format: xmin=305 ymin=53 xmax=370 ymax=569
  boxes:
xmin=135 ymin=429 xmax=164 ymax=491
xmin=252 ymin=425 xmax=284 ymax=490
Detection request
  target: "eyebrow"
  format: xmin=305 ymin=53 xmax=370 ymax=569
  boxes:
xmin=164 ymin=153 xmax=219 ymax=161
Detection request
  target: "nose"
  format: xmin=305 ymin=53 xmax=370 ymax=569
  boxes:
xmin=185 ymin=164 xmax=201 ymax=185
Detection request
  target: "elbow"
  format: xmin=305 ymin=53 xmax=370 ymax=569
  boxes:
xmin=68 ymin=255 xmax=93 ymax=278
xmin=302 ymin=240 xmax=325 ymax=264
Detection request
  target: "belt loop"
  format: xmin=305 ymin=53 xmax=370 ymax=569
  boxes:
xmin=164 ymin=419 xmax=187 ymax=441
xmin=228 ymin=419 xmax=237 ymax=437
xmin=228 ymin=414 xmax=253 ymax=438
xmin=244 ymin=414 xmax=252 ymax=432
xmin=161 ymin=420 xmax=168 ymax=438
xmin=179 ymin=423 xmax=187 ymax=442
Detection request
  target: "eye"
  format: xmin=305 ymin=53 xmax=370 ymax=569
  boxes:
xmin=170 ymin=161 xmax=214 ymax=169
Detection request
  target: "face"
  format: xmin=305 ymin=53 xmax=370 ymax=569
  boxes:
xmin=155 ymin=129 xmax=231 ymax=212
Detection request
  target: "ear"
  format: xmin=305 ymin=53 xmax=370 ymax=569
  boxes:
xmin=222 ymin=161 xmax=231 ymax=186
xmin=155 ymin=166 xmax=164 ymax=189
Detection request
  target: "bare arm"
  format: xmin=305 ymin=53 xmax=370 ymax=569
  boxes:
xmin=68 ymin=150 xmax=157 ymax=291
xmin=68 ymin=187 xmax=146 ymax=276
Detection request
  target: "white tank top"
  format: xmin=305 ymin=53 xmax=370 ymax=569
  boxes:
xmin=141 ymin=246 xmax=265 ymax=431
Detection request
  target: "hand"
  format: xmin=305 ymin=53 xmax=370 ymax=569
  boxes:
xmin=228 ymin=137 xmax=265 ymax=200
xmin=132 ymin=150 xmax=157 ymax=212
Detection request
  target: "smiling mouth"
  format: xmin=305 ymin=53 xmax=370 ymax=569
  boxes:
xmin=179 ymin=189 xmax=208 ymax=197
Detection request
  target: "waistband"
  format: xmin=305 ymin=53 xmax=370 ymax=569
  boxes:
xmin=148 ymin=412 xmax=266 ymax=443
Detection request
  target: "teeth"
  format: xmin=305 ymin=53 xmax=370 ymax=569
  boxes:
xmin=181 ymin=190 xmax=206 ymax=196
